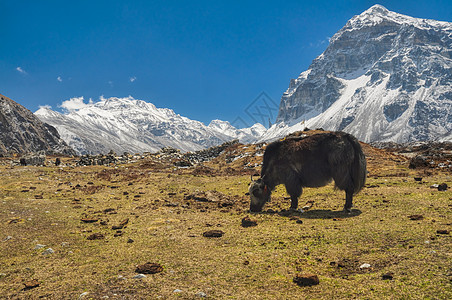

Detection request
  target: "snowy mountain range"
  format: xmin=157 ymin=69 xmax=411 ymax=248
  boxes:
xmin=35 ymin=96 xmax=266 ymax=155
xmin=266 ymin=4 xmax=452 ymax=143
xmin=34 ymin=5 xmax=451 ymax=155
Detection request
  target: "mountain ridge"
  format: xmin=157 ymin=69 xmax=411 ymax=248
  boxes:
xmin=35 ymin=96 xmax=266 ymax=155
xmin=271 ymin=4 xmax=452 ymax=143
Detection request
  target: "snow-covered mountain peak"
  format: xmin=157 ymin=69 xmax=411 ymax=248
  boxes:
xmin=35 ymin=96 xmax=265 ymax=154
xmin=341 ymin=4 xmax=452 ymax=36
xmin=273 ymin=5 xmax=452 ymax=143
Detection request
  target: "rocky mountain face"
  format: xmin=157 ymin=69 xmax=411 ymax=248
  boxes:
xmin=272 ymin=4 xmax=452 ymax=143
xmin=35 ymin=96 xmax=266 ymax=155
xmin=0 ymin=94 xmax=75 ymax=156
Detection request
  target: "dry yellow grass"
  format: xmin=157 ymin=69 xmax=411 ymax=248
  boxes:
xmin=0 ymin=146 xmax=451 ymax=299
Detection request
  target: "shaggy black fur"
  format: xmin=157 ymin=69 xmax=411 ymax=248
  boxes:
xmin=249 ymin=132 xmax=367 ymax=212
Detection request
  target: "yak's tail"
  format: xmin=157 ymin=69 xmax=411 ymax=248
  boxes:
xmin=345 ymin=134 xmax=367 ymax=194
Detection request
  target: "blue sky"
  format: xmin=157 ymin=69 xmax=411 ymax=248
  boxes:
xmin=1 ymin=0 xmax=451 ymax=127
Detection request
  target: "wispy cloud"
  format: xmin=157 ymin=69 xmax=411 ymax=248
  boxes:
xmin=108 ymin=80 xmax=114 ymax=87
xmin=129 ymin=76 xmax=137 ymax=82
xmin=57 ymin=76 xmax=63 ymax=82
xmin=16 ymin=66 xmax=27 ymax=74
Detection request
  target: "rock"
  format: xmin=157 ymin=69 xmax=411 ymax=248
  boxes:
xmin=293 ymin=273 xmax=320 ymax=286
xmin=135 ymin=262 xmax=164 ymax=274
xmin=409 ymin=156 xmax=429 ymax=169
xmin=241 ymin=216 xmax=258 ymax=227
xmin=173 ymin=289 xmax=183 ymax=293
xmin=3 ymin=236 xmax=12 ymax=242
xmin=438 ymin=183 xmax=448 ymax=191
xmin=23 ymin=279 xmax=40 ymax=290
xmin=34 ymin=244 xmax=46 ymax=250
xmin=195 ymin=291 xmax=207 ymax=298
xmin=413 ymin=177 xmax=423 ymax=182
xmin=408 ymin=214 xmax=423 ymax=220
xmin=81 ymin=218 xmax=99 ymax=223
xmin=359 ymin=263 xmax=371 ymax=269
xmin=133 ymin=274 xmax=146 ymax=279
xmin=127 ymin=238 xmax=134 ymax=243
xmin=42 ymin=248 xmax=54 ymax=255
xmin=436 ymin=229 xmax=449 ymax=234
xmin=79 ymin=292 xmax=89 ymax=298
xmin=203 ymin=230 xmax=224 ymax=238
xmin=382 ymin=272 xmax=394 ymax=280
xmin=87 ymin=233 xmax=105 ymax=240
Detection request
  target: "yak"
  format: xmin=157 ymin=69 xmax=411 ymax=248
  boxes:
xmin=249 ymin=131 xmax=367 ymax=213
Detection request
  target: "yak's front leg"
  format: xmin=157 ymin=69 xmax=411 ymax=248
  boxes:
xmin=285 ymin=181 xmax=303 ymax=211
xmin=343 ymin=190 xmax=353 ymax=213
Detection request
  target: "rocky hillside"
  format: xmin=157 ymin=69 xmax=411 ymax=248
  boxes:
xmin=271 ymin=5 xmax=452 ymax=143
xmin=0 ymin=94 xmax=75 ymax=156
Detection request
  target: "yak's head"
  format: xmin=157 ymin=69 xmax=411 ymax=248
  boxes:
xmin=249 ymin=177 xmax=271 ymax=212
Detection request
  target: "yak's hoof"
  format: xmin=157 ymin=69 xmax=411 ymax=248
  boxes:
xmin=343 ymin=207 xmax=352 ymax=213
xmin=290 ymin=208 xmax=304 ymax=213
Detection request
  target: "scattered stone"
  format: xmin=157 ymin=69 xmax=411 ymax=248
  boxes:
xmin=296 ymin=219 xmax=303 ymax=224
xmin=203 ymin=230 xmax=224 ymax=238
xmin=34 ymin=244 xmax=46 ymax=250
xmin=3 ymin=236 xmax=12 ymax=242
xmin=195 ymin=291 xmax=207 ymax=298
xmin=382 ymin=272 xmax=394 ymax=280
xmin=87 ymin=233 xmax=105 ymax=240
xmin=241 ymin=216 xmax=258 ymax=227
xmin=173 ymin=289 xmax=183 ymax=293
xmin=127 ymin=238 xmax=134 ymax=243
xmin=133 ymin=274 xmax=147 ymax=279
xmin=42 ymin=248 xmax=54 ymax=255
xmin=438 ymin=183 xmax=448 ymax=191
xmin=79 ymin=292 xmax=89 ymax=298
xmin=23 ymin=279 xmax=40 ymax=290
xmin=135 ymin=262 xmax=164 ymax=274
xmin=414 ymin=177 xmax=423 ymax=182
xmin=34 ymin=194 xmax=44 ymax=199
xmin=408 ymin=215 xmax=424 ymax=220
xmin=359 ymin=263 xmax=371 ymax=269
xmin=436 ymin=229 xmax=449 ymax=234
xmin=293 ymin=273 xmax=319 ymax=286
xmin=0 ymin=273 xmax=6 ymax=278
xmin=8 ymin=217 xmax=24 ymax=224
xmin=81 ymin=218 xmax=99 ymax=223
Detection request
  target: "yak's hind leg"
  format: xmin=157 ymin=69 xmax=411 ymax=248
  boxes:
xmin=331 ymin=164 xmax=355 ymax=213
xmin=284 ymin=173 xmax=303 ymax=211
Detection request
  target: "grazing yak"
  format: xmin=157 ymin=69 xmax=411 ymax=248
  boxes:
xmin=249 ymin=131 xmax=367 ymax=213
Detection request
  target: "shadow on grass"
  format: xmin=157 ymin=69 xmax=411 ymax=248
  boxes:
xmin=258 ymin=209 xmax=362 ymax=219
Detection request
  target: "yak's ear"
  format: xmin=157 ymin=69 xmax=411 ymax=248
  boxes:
xmin=264 ymin=185 xmax=268 ymax=193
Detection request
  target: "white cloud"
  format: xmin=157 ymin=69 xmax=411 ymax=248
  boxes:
xmin=57 ymin=76 xmax=63 ymax=82
xmin=59 ymin=97 xmax=93 ymax=112
xmin=16 ymin=66 xmax=27 ymax=74
xmin=129 ymin=76 xmax=136 ymax=82
xmin=39 ymin=105 xmax=52 ymax=109
xmin=108 ymin=81 xmax=114 ymax=87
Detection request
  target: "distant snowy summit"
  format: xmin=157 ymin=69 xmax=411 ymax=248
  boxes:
xmin=270 ymin=4 xmax=452 ymax=143
xmin=35 ymin=96 xmax=265 ymax=155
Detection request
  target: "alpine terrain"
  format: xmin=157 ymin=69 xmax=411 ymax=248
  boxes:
xmin=35 ymin=96 xmax=266 ymax=155
xmin=0 ymin=93 xmax=74 ymax=156
xmin=264 ymin=4 xmax=452 ymax=143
